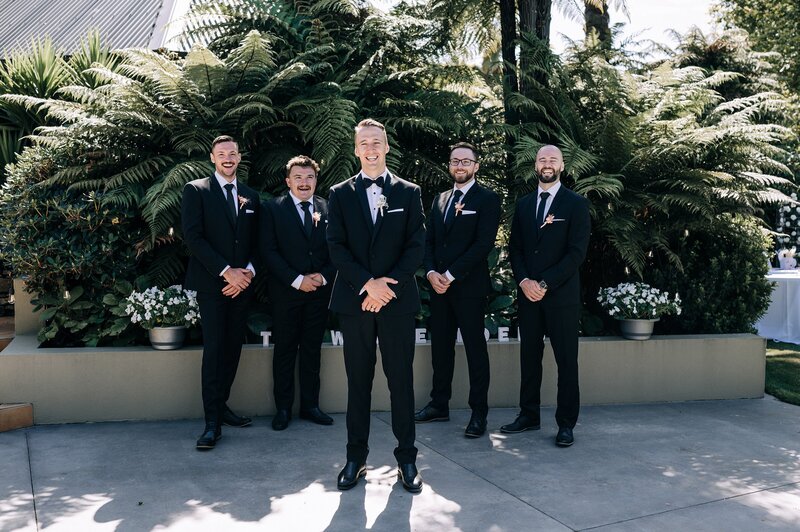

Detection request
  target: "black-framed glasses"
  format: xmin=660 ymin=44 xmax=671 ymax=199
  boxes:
xmin=449 ymin=158 xmax=476 ymax=167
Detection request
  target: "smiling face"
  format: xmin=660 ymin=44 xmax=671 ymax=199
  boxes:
xmin=354 ymin=125 xmax=389 ymax=178
xmin=535 ymin=145 xmax=564 ymax=185
xmin=210 ymin=141 xmax=241 ymax=182
xmin=449 ymin=146 xmax=480 ymax=185
xmin=286 ymin=164 xmax=317 ymax=201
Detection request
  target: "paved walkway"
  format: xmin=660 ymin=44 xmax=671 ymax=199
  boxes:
xmin=2 ymin=399 xmax=800 ymax=531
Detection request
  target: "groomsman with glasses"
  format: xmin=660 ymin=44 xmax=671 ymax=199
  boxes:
xmin=415 ymin=142 xmax=501 ymax=438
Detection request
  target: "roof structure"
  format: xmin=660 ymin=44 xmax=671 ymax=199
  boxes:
xmin=0 ymin=0 xmax=192 ymax=56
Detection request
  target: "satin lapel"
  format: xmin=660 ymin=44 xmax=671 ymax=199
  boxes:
xmin=283 ymin=194 xmax=308 ymax=240
xmin=436 ymin=191 xmax=450 ymax=235
xmin=354 ymin=175 xmax=373 ymax=234
xmin=210 ymin=176 xmax=236 ymax=230
xmin=311 ymin=196 xmax=325 ymax=242
xmin=371 ymin=173 xmax=392 ymax=245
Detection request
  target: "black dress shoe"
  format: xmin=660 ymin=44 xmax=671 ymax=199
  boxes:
xmin=337 ymin=461 xmax=367 ymax=490
xmin=414 ymin=404 xmax=449 ymax=423
xmin=464 ymin=415 xmax=487 ymax=438
xmin=299 ymin=407 xmax=334 ymax=425
xmin=222 ymin=406 xmax=252 ymax=428
xmin=556 ymin=427 xmax=574 ymax=447
xmin=272 ymin=409 xmax=291 ymax=431
xmin=397 ymin=463 xmax=423 ymax=493
xmin=196 ymin=422 xmax=221 ymax=450
xmin=499 ymin=414 xmax=541 ymax=434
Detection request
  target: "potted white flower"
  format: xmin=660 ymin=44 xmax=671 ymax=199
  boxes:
xmin=124 ymin=285 xmax=200 ymax=349
xmin=597 ymin=282 xmax=682 ymax=340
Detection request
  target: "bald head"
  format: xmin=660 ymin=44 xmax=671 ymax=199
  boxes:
xmin=535 ymin=145 xmax=564 ymax=185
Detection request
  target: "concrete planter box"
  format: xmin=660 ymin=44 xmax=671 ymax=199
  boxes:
xmin=0 ymin=333 xmax=765 ymax=424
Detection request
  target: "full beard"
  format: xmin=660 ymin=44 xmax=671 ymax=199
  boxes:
xmin=537 ymin=169 xmax=560 ymax=184
xmin=450 ymin=169 xmax=475 ymax=184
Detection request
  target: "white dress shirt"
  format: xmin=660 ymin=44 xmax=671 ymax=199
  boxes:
xmin=288 ymin=192 xmax=326 ymax=290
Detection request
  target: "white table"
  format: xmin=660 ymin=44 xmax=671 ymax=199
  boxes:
xmin=756 ymin=269 xmax=800 ymax=344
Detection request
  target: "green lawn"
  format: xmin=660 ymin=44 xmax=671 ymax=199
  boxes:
xmin=766 ymin=341 xmax=800 ymax=406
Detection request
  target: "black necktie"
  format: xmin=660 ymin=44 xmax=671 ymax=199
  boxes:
xmin=445 ymin=189 xmax=463 ymax=227
xmin=536 ymin=191 xmax=550 ymax=228
xmin=300 ymin=201 xmax=312 ymax=237
xmin=364 ymin=175 xmax=385 ymax=188
xmin=224 ymin=183 xmax=237 ymax=220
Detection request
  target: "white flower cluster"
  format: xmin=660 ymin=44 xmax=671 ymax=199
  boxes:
xmin=776 ymin=194 xmax=800 ymax=248
xmin=124 ymin=285 xmax=199 ymax=330
xmin=597 ymin=282 xmax=682 ymax=320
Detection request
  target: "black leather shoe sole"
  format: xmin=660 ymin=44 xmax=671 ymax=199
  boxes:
xmin=499 ymin=423 xmax=541 ymax=434
xmin=556 ymin=439 xmax=574 ymax=447
xmin=337 ymin=465 xmax=367 ymax=490
xmin=223 ymin=416 xmax=252 ymax=428
xmin=195 ymin=434 xmax=221 ymax=450
xmin=299 ymin=411 xmax=334 ymax=425
xmin=414 ymin=407 xmax=450 ymax=423
xmin=464 ymin=427 xmax=486 ymax=438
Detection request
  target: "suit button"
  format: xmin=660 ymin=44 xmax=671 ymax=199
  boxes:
xmin=235 ymin=239 xmax=239 ymax=244
xmin=443 ymin=243 xmax=448 ymax=248
xmin=308 ymin=252 xmax=313 ymax=256
xmin=534 ymin=250 xmax=538 ymax=254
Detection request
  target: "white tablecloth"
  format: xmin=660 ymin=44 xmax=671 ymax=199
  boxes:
xmin=756 ymin=269 xmax=800 ymax=344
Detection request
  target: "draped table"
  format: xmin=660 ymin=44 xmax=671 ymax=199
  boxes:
xmin=756 ymin=269 xmax=800 ymax=344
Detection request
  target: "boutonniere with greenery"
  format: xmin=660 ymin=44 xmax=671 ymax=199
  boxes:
xmin=238 ymin=195 xmax=249 ymax=208
xmin=375 ymin=194 xmax=388 ymax=214
xmin=454 ymin=201 xmax=465 ymax=216
xmin=312 ymin=211 xmax=321 ymax=227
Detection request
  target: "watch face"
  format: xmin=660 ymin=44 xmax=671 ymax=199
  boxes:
xmin=538 ymin=280 xmax=548 ymax=290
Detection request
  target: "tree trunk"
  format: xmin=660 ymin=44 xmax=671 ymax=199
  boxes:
xmin=518 ymin=0 xmax=551 ymax=96
xmin=585 ymin=1 xmax=611 ymax=48
xmin=499 ymin=0 xmax=518 ymax=124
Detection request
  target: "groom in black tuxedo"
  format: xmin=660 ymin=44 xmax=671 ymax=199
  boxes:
xmin=501 ymin=145 xmax=591 ymax=447
xmin=182 ymin=135 xmax=261 ymax=450
xmin=260 ymin=155 xmax=335 ymax=431
xmin=415 ymin=142 xmax=501 ymax=438
xmin=327 ymin=119 xmax=425 ymax=493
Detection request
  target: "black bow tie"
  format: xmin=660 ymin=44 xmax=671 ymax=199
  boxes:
xmin=363 ymin=175 xmax=385 ymax=188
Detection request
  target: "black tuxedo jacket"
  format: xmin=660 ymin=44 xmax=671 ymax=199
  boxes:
xmin=260 ymin=193 xmax=335 ymax=304
xmin=423 ymin=182 xmax=502 ymax=299
xmin=326 ymin=172 xmax=425 ymax=316
xmin=509 ymin=185 xmax=591 ymax=308
xmin=182 ymin=175 xmax=261 ymax=294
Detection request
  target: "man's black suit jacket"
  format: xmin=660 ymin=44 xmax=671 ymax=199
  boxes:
xmin=327 ymin=173 xmax=425 ymax=316
xmin=423 ymin=182 xmax=502 ymax=299
xmin=509 ymin=185 xmax=591 ymax=308
xmin=182 ymin=175 xmax=261 ymax=293
xmin=260 ymin=193 xmax=335 ymax=304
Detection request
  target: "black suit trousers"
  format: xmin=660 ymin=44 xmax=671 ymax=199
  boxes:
xmin=518 ymin=300 xmax=580 ymax=428
xmin=271 ymin=295 xmax=328 ymax=411
xmin=339 ymin=312 xmax=418 ymax=464
xmin=428 ymin=294 xmax=490 ymax=417
xmin=198 ymin=289 xmax=254 ymax=424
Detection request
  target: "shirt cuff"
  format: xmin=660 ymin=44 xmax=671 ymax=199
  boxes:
xmin=360 ymin=278 xmax=374 ymax=295
xmin=520 ymin=277 xmax=529 ymax=287
xmin=291 ymin=275 xmax=304 ymax=290
xmin=246 ymin=263 xmax=256 ymax=276
xmin=444 ymin=270 xmax=455 ymax=282
xmin=220 ymin=265 xmax=231 ymax=277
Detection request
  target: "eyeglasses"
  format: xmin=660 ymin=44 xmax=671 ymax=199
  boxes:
xmin=449 ymin=158 xmax=476 ymax=167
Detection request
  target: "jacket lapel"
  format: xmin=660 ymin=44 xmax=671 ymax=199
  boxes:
xmin=210 ymin=176 xmax=236 ymax=230
xmin=354 ymin=175 xmax=374 ymax=235
xmin=283 ymin=193 xmax=309 ymax=240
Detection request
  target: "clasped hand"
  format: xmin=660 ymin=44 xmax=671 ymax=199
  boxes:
xmin=520 ymin=278 xmax=547 ymax=302
xmin=221 ymin=268 xmax=253 ymax=298
xmin=362 ymin=277 xmax=398 ymax=312
xmin=427 ymin=272 xmax=451 ymax=294
xmin=299 ymin=273 xmax=324 ymax=292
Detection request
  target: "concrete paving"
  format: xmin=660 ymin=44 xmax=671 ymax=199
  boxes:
xmin=2 ymin=398 xmax=800 ymax=531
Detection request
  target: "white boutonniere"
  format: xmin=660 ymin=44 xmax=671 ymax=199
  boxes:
xmin=238 ymin=195 xmax=249 ymax=209
xmin=312 ymin=211 xmax=321 ymax=227
xmin=540 ymin=213 xmax=566 ymax=229
xmin=454 ymin=201 xmax=465 ymax=216
xmin=375 ymin=194 xmax=388 ymax=214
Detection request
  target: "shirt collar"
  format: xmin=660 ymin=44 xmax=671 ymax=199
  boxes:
xmin=453 ymin=178 xmax=476 ymax=196
xmin=289 ymin=191 xmax=313 ymax=208
xmin=537 ymin=181 xmax=561 ymax=198
xmin=214 ymin=172 xmax=237 ymax=192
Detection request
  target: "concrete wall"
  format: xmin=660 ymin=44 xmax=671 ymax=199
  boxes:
xmin=0 ymin=333 xmax=765 ymax=424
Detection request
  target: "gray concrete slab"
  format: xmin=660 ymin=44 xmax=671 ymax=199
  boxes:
xmin=1 ymin=398 xmax=799 ymax=531
xmin=0 ymin=430 xmax=36 ymax=532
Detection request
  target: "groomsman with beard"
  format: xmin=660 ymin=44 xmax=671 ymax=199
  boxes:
xmin=326 ymin=119 xmax=426 ymax=493
xmin=414 ymin=142 xmax=501 ymax=438
xmin=260 ymin=156 xmax=335 ymax=431
xmin=501 ymin=145 xmax=591 ymax=447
